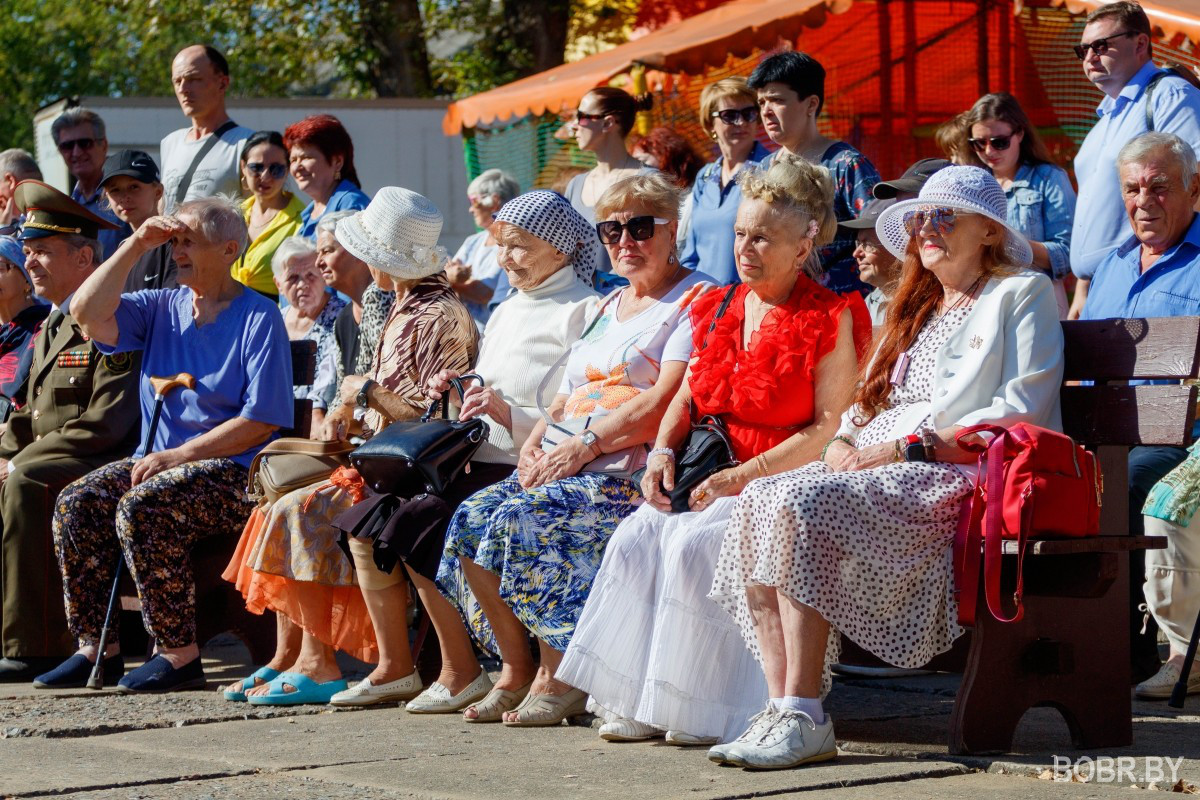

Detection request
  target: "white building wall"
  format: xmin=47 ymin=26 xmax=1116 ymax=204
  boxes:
xmin=34 ymin=97 xmax=475 ymax=249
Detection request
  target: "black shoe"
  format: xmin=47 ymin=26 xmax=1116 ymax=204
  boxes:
xmin=116 ymin=655 xmax=206 ymax=693
xmin=33 ymin=653 xmax=125 ymax=689
xmin=0 ymin=657 xmax=62 ymax=683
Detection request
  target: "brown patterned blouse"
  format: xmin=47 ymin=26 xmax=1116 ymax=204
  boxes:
xmin=363 ymin=273 xmax=479 ymax=435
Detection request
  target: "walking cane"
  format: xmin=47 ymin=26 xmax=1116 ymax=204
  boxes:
xmin=87 ymin=373 xmax=196 ymax=690
xmin=1168 ymin=605 xmax=1200 ymax=709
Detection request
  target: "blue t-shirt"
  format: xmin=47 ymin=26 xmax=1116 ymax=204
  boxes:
xmin=97 ymin=286 xmax=294 ymax=467
xmin=1080 ymin=213 xmax=1200 ymax=322
xmin=299 ymin=179 xmax=371 ymax=239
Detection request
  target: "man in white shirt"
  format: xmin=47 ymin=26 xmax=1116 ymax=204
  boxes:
xmin=160 ymin=45 xmax=252 ymax=213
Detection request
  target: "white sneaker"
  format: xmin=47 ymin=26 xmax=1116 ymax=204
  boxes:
xmin=405 ymin=669 xmax=492 ymax=713
xmin=599 ymin=717 xmax=664 ymax=742
xmin=1135 ymin=661 xmax=1200 ymax=700
xmin=330 ymin=671 xmax=422 ymax=706
xmin=738 ymin=710 xmax=837 ymax=770
xmin=707 ymin=707 xmax=778 ymax=765
xmin=666 ymin=730 xmax=719 ymax=746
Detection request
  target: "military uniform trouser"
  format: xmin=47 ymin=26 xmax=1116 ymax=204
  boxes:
xmin=1 ymin=457 xmax=96 ymax=658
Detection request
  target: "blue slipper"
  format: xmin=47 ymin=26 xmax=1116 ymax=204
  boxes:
xmin=223 ymin=667 xmax=282 ymax=702
xmin=246 ymin=672 xmax=348 ymax=706
xmin=116 ymin=655 xmax=207 ymax=693
xmin=33 ymin=653 xmax=125 ymax=689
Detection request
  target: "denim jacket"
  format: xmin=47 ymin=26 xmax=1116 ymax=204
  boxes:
xmin=1004 ymin=162 xmax=1076 ymax=280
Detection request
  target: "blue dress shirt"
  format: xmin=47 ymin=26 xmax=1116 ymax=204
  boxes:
xmin=1081 ymin=212 xmax=1200 ymax=321
xmin=299 ymin=179 xmax=371 ymax=239
xmin=1004 ymin=162 xmax=1076 ymax=280
xmin=71 ymin=184 xmax=131 ymax=261
xmin=1071 ymin=61 xmax=1200 ymax=280
xmin=679 ymin=141 xmax=771 ymax=285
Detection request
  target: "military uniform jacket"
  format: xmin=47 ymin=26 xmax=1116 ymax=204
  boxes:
xmin=0 ymin=309 xmax=141 ymax=465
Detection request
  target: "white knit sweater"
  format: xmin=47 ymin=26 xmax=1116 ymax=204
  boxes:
xmin=472 ymin=266 xmax=598 ymax=464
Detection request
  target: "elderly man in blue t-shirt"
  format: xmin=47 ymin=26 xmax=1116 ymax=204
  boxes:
xmin=1081 ymin=130 xmax=1200 ymax=685
xmin=35 ymin=196 xmax=293 ymax=694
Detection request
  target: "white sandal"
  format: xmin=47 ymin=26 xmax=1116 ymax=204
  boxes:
xmin=463 ymin=681 xmax=532 ymax=723
xmin=502 ymin=687 xmax=587 ymax=727
xmin=405 ymin=669 xmax=492 ymax=713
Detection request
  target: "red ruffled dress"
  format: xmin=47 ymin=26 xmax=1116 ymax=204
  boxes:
xmin=687 ymin=276 xmax=856 ymax=463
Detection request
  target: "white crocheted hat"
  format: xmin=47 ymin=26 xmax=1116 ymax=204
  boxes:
xmin=335 ymin=187 xmax=448 ymax=279
xmin=875 ymin=165 xmax=1033 ymax=268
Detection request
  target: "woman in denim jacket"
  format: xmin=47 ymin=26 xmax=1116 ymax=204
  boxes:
xmin=953 ymin=93 xmax=1076 ymax=316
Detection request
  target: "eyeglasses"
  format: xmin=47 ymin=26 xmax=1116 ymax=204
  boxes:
xmin=967 ymin=135 xmax=1013 ymax=153
xmin=596 ymin=215 xmax=669 ymax=245
xmin=57 ymin=138 xmax=97 ymax=154
xmin=902 ymin=207 xmax=972 ymax=238
xmin=468 ymin=194 xmax=496 ymax=209
xmin=855 ymin=239 xmax=884 ymax=254
xmin=245 ymin=162 xmax=287 ymax=179
xmin=711 ymin=106 xmax=759 ymax=126
xmin=1073 ymin=30 xmax=1137 ymax=60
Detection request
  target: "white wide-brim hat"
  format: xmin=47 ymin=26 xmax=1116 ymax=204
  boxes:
xmin=875 ymin=164 xmax=1034 ymax=268
xmin=335 ymin=186 xmax=448 ymax=279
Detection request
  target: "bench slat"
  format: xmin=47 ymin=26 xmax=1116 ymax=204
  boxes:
xmin=1001 ymin=535 xmax=1166 ymax=556
xmin=1062 ymin=317 xmax=1200 ymax=381
xmin=1061 ymin=384 xmax=1196 ymax=447
xmin=290 ymin=339 xmax=318 ymax=386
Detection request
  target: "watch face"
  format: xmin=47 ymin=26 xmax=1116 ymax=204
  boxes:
xmin=581 ymin=430 xmax=597 ymax=446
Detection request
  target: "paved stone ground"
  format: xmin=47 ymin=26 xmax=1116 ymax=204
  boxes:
xmin=0 ymin=636 xmax=1196 ymax=799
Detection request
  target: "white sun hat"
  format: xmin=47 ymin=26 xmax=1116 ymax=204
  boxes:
xmin=875 ymin=165 xmax=1034 ymax=268
xmin=335 ymin=187 xmax=448 ymax=279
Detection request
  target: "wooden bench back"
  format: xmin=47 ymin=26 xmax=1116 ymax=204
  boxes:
xmin=287 ymin=339 xmax=317 ymax=440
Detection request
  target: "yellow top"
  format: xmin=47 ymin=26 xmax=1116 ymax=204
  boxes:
xmin=231 ymin=193 xmax=305 ymax=296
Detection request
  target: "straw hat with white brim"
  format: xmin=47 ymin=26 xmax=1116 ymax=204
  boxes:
xmin=875 ymin=165 xmax=1033 ymax=268
xmin=335 ymin=187 xmax=448 ymax=280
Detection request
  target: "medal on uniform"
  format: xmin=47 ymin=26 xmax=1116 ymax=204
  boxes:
xmin=890 ymin=351 xmax=911 ymax=387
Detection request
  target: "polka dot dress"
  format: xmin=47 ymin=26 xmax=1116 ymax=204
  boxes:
xmin=709 ymin=307 xmax=975 ymax=698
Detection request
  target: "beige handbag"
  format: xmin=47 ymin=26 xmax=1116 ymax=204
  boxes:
xmin=246 ymin=438 xmax=356 ymax=504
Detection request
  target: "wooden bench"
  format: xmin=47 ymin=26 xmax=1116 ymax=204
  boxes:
xmin=947 ymin=316 xmax=1192 ymax=754
xmin=120 ymin=339 xmax=317 ymax=664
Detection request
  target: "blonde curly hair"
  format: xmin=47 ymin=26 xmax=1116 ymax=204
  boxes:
xmin=737 ymin=152 xmax=836 ymax=276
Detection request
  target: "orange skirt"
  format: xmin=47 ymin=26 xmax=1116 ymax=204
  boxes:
xmin=223 ymin=481 xmax=379 ymax=663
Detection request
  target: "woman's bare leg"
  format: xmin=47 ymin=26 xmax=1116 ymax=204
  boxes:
xmin=405 ymin=566 xmax=481 ymax=694
xmin=461 ymin=559 xmax=536 ymax=692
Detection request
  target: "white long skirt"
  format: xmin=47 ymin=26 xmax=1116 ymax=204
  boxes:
xmin=558 ymin=497 xmax=767 ymax=743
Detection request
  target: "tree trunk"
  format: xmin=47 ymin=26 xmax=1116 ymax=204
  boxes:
xmin=359 ymin=0 xmax=434 ymax=97
xmin=503 ymin=0 xmax=570 ymax=75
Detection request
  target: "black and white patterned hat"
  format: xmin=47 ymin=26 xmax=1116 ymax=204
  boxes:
xmin=492 ymin=190 xmax=596 ymax=286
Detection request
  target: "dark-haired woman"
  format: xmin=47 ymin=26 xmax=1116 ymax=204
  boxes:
xmin=232 ymin=131 xmax=305 ymax=298
xmin=285 ymin=115 xmax=371 ymax=239
xmin=564 ymin=87 xmax=658 ymax=290
xmin=706 ymin=166 xmax=1063 ymax=770
xmin=955 ymin=93 xmax=1076 ymax=317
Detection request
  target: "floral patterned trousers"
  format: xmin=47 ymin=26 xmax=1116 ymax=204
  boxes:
xmin=52 ymin=457 xmax=253 ymax=649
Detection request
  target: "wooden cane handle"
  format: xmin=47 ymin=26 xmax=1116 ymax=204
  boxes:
xmin=149 ymin=372 xmax=196 ymax=397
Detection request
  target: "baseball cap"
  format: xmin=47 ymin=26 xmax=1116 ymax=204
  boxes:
xmin=100 ymin=150 xmax=161 ymax=187
xmin=872 ymin=157 xmax=952 ymax=199
xmin=838 ymin=197 xmax=896 ymax=230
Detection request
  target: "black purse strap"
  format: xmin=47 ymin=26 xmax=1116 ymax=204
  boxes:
xmin=688 ymin=284 xmax=739 ymax=422
xmin=422 ymin=373 xmax=485 ymax=421
xmin=173 ymin=120 xmax=238 ymax=206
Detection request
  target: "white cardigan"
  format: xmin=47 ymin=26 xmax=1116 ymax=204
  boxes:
xmin=471 ymin=266 xmax=598 ymax=465
xmin=838 ymin=268 xmax=1064 ymax=443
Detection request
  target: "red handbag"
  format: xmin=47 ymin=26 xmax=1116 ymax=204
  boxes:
xmin=953 ymin=423 xmax=1102 ymax=625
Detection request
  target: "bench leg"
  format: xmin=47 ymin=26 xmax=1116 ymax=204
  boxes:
xmin=950 ymin=552 xmax=1132 ymax=754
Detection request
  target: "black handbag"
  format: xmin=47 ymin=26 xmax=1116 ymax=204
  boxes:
xmin=634 ymin=285 xmax=740 ymax=512
xmin=349 ymin=374 xmax=489 ymax=496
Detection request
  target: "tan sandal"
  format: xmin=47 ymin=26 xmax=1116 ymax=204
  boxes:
xmin=501 ymin=687 xmax=587 ymax=727
xmin=463 ymin=681 xmax=532 ymax=723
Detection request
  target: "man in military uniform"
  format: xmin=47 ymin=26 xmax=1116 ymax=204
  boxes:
xmin=0 ymin=181 xmax=141 ymax=680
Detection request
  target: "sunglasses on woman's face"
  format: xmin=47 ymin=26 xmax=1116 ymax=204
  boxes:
xmin=246 ymin=162 xmax=287 ymax=179
xmin=902 ymin=207 xmax=967 ymax=238
xmin=968 ymin=135 xmax=1013 ymax=153
xmin=711 ymin=106 xmax=759 ymax=126
xmin=596 ymin=215 xmax=669 ymax=245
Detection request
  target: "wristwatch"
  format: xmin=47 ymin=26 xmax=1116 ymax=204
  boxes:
xmin=903 ymin=434 xmax=926 ymax=463
xmin=580 ymin=429 xmax=603 ymax=457
xmin=356 ymin=379 xmax=376 ymax=410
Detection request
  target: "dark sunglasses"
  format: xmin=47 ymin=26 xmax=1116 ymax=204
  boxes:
xmin=902 ymin=207 xmax=972 ymax=238
xmin=1073 ymin=30 xmax=1137 ymax=60
xmin=245 ymin=162 xmax=287 ymax=179
xmin=711 ymin=106 xmax=759 ymax=126
xmin=596 ymin=215 xmax=668 ymax=245
xmin=57 ymin=137 xmax=97 ymax=154
xmin=968 ymin=135 xmax=1013 ymax=153
xmin=572 ymin=111 xmax=608 ymax=126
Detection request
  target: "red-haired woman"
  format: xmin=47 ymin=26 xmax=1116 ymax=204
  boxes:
xmin=284 ymin=114 xmax=370 ymax=239
xmin=632 ymin=127 xmax=705 ymax=255
xmin=707 ymin=165 xmax=1064 ymax=770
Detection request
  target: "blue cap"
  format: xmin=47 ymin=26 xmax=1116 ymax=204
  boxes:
xmin=0 ymin=235 xmax=28 ymax=281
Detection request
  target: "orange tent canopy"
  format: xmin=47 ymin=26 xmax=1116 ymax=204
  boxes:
xmin=442 ymin=0 xmax=1200 ymax=135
